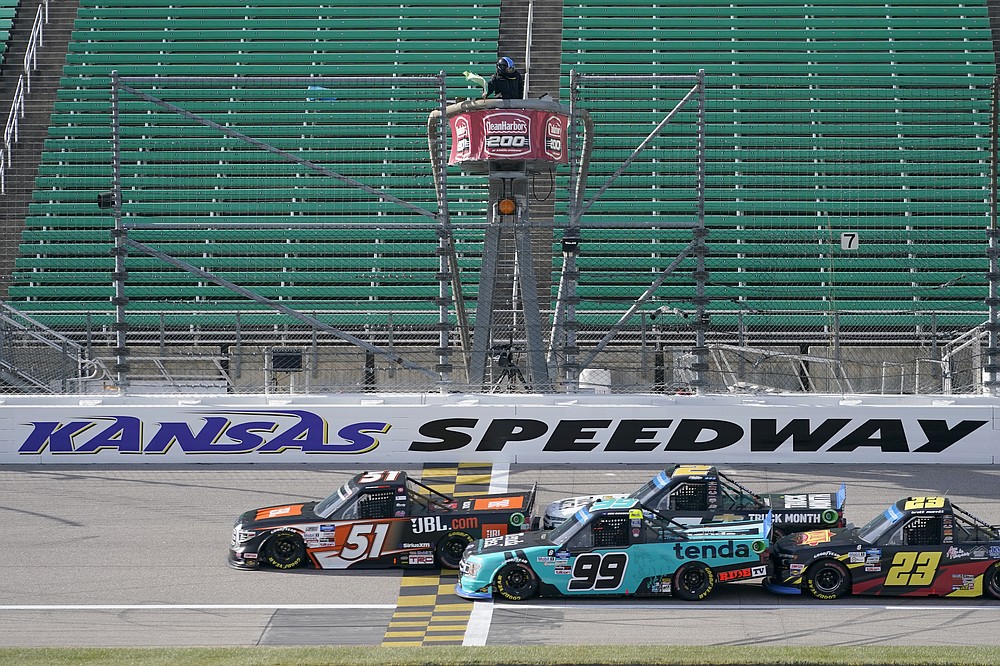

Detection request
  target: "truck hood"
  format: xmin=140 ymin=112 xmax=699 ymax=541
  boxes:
xmin=774 ymin=526 xmax=859 ymax=553
xmin=465 ymin=529 xmax=554 ymax=557
xmin=237 ymin=501 xmax=321 ymax=529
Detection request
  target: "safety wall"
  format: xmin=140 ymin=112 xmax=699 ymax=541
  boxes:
xmin=1 ymin=393 xmax=997 ymax=465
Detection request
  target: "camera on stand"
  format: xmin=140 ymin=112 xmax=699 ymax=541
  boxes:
xmin=489 ymin=343 xmax=529 ymax=392
xmin=492 ymin=343 xmax=515 ymax=368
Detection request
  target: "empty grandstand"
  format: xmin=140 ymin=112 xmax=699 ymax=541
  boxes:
xmin=0 ymin=0 xmax=996 ymax=396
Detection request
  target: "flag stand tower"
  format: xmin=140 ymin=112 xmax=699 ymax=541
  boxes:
xmin=432 ymin=97 xmax=572 ymax=392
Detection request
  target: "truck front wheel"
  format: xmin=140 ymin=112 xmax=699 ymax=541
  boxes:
xmin=805 ymin=560 xmax=850 ymax=600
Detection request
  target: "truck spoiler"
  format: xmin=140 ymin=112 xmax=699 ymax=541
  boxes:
xmin=526 ymin=481 xmax=537 ymax=514
xmin=526 ymin=481 xmax=539 ymax=529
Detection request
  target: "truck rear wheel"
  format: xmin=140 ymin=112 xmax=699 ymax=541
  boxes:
xmin=673 ymin=562 xmax=715 ymax=601
xmin=986 ymin=562 xmax=1000 ymax=600
xmin=436 ymin=531 xmax=473 ymax=569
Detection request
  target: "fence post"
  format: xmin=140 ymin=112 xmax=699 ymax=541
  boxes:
xmin=986 ymin=76 xmax=1000 ymax=396
xmin=110 ymin=71 xmax=129 ymax=394
xmin=434 ymin=71 xmax=456 ymax=391
xmin=690 ymin=69 xmax=710 ymax=393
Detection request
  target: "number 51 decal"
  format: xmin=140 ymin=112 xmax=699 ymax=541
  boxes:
xmin=568 ymin=552 xmax=629 ymax=591
xmin=885 ymin=551 xmax=941 ymax=586
xmin=340 ymin=522 xmax=390 ymax=561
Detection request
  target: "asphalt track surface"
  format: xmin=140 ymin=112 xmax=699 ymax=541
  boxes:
xmin=2 ymin=463 xmax=1000 ymax=647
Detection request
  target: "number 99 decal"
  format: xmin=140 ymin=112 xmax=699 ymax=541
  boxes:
xmin=568 ymin=552 xmax=629 ymax=591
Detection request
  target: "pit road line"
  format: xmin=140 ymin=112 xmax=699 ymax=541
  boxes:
xmin=491 ymin=602 xmax=1000 ymax=611
xmin=0 ymin=604 xmax=397 ymax=611
xmin=4 ymin=602 xmax=995 ymax=612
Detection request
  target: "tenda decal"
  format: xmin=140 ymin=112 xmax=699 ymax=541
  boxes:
xmin=409 ymin=418 xmax=988 ymax=454
xmin=18 ymin=410 xmax=390 ymax=455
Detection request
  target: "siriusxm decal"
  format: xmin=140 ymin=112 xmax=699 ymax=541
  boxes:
xmin=18 ymin=410 xmax=389 ymax=456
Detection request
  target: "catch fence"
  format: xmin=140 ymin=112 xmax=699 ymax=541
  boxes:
xmin=4 ymin=73 xmax=997 ymax=395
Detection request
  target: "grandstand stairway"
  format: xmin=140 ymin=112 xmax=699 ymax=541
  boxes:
xmin=0 ymin=0 xmax=79 ymax=299
xmin=489 ymin=0 xmax=564 ymax=345
xmin=988 ymin=0 xmax=1000 ymax=50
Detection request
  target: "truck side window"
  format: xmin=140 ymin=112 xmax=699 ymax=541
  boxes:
xmin=592 ymin=515 xmax=630 ymax=549
xmin=903 ymin=516 xmax=942 ymax=546
xmin=719 ymin=487 xmax=755 ymax=510
xmin=357 ymin=489 xmax=396 ymax=520
xmin=566 ymin=525 xmax=593 ymax=550
xmin=668 ymin=483 xmax=707 ymax=512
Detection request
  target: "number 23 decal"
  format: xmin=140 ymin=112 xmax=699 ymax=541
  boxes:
xmin=568 ymin=552 xmax=629 ymax=591
xmin=885 ymin=551 xmax=941 ymax=586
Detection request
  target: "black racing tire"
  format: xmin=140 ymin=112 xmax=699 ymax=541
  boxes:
xmin=805 ymin=559 xmax=850 ymax=600
xmin=436 ymin=531 xmax=474 ymax=569
xmin=264 ymin=532 xmax=306 ymax=569
xmin=673 ymin=561 xmax=715 ymax=601
xmin=986 ymin=562 xmax=1000 ymax=600
xmin=493 ymin=562 xmax=538 ymax=601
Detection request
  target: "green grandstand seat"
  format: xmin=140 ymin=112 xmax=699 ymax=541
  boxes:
xmin=557 ymin=0 xmax=993 ymax=332
xmin=13 ymin=0 xmax=499 ymax=331
xmin=11 ymin=0 xmax=995 ymax=340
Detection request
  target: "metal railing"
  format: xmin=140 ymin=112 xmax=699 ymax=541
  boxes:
xmin=0 ymin=301 xmax=111 ymax=393
xmin=24 ymin=0 xmax=48 ymax=93
xmin=2 ymin=0 xmax=49 ymax=194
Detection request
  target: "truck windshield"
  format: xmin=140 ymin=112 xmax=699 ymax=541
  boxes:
xmin=630 ymin=471 xmax=669 ymax=503
xmin=858 ymin=504 xmax=903 ymax=544
xmin=548 ymin=507 xmax=589 ymax=546
xmin=314 ymin=479 xmax=358 ymax=518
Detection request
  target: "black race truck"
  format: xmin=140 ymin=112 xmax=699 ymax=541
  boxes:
xmin=230 ymin=470 xmax=536 ymax=570
xmin=542 ymin=464 xmax=845 ymax=536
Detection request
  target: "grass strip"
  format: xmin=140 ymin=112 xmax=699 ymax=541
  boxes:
xmin=1 ymin=645 xmax=1000 ymax=666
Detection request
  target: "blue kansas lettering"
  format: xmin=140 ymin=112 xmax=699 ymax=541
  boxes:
xmin=333 ymin=421 xmax=391 ymax=454
xmin=146 ymin=416 xmax=241 ymax=454
xmin=17 ymin=410 xmax=389 ymax=455
xmin=254 ymin=410 xmax=326 ymax=453
xmin=18 ymin=421 xmax=96 ymax=454
xmin=19 ymin=417 xmax=142 ymax=455
xmin=72 ymin=416 xmax=142 ymax=454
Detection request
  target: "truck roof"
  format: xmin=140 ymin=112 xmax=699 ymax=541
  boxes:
xmin=893 ymin=496 xmax=953 ymax=515
xmin=667 ymin=464 xmax=719 ymax=480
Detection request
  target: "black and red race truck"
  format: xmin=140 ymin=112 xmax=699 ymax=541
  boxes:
xmin=767 ymin=496 xmax=1000 ymax=599
xmin=229 ymin=470 xmax=536 ymax=571
xmin=542 ymin=464 xmax=846 ymax=536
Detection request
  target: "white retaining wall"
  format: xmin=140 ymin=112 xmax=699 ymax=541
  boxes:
xmin=0 ymin=392 xmax=996 ymax=465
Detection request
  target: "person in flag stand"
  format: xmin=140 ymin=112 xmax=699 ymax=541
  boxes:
xmin=484 ymin=56 xmax=524 ymax=100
